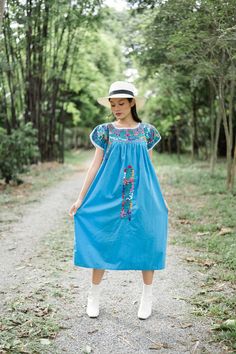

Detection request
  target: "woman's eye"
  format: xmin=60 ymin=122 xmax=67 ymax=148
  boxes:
xmin=119 ymin=103 xmax=124 ymax=106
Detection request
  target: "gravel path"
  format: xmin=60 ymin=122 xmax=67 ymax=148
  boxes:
xmin=0 ymin=162 xmax=226 ymax=354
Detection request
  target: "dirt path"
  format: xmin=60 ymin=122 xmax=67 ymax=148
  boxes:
xmin=0 ymin=161 xmax=226 ymax=354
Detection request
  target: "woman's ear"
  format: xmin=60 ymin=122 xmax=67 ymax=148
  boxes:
xmin=130 ymin=98 xmax=136 ymax=107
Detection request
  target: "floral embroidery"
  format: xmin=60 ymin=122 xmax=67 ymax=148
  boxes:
xmin=120 ymin=165 xmax=134 ymax=221
xmin=89 ymin=122 xmax=161 ymax=160
xmin=90 ymin=124 xmax=109 ymax=151
xmin=144 ymin=124 xmax=161 ymax=150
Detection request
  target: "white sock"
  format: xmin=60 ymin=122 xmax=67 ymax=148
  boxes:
xmin=87 ymin=282 xmax=102 ymax=318
xmin=142 ymin=283 xmax=153 ymax=297
xmin=89 ymin=282 xmax=102 ymax=294
xmin=138 ymin=283 xmax=153 ymax=319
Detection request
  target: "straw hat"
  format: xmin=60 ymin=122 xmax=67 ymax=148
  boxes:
xmin=97 ymin=81 xmax=146 ymax=110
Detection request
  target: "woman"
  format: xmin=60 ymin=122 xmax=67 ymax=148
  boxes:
xmin=69 ymin=81 xmax=169 ymax=320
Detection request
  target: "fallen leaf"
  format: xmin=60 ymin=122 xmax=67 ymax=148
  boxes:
xmin=204 ymin=297 xmax=220 ymax=304
xmin=196 ymin=231 xmax=210 ymax=236
xmin=185 ymin=257 xmax=215 ymax=267
xmin=8 ymin=247 xmax=16 ymax=251
xmin=202 ymin=259 xmax=215 ymax=267
xmin=149 ymin=342 xmax=170 ymax=350
xmin=213 ymin=283 xmax=226 ymax=291
xmin=40 ymin=338 xmax=51 ymax=345
xmin=218 ymin=227 xmax=233 ymax=236
xmin=173 ymin=296 xmax=187 ymax=301
xmin=180 ymin=323 xmax=193 ymax=329
xmin=88 ymin=329 xmax=98 ymax=334
xmin=185 ymin=257 xmax=196 ymax=263
xmin=0 ymin=323 xmax=7 ymax=330
xmin=179 ymin=219 xmax=192 ymax=225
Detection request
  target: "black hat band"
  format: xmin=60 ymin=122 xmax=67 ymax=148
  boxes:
xmin=109 ymin=89 xmax=134 ymax=96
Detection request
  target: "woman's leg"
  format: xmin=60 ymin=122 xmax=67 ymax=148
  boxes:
xmin=92 ymin=269 xmax=105 ymax=284
xmin=87 ymin=269 xmax=105 ymax=317
xmin=141 ymin=270 xmax=154 ymax=285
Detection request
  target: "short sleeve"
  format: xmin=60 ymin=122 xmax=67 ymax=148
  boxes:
xmin=89 ymin=124 xmax=108 ymax=150
xmin=146 ymin=124 xmax=161 ymax=150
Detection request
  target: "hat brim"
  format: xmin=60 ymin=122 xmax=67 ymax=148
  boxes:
xmin=97 ymin=94 xmax=146 ymax=110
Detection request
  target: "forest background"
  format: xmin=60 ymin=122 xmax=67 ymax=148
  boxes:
xmin=0 ymin=0 xmax=235 ymax=351
xmin=0 ymin=0 xmax=235 ymax=190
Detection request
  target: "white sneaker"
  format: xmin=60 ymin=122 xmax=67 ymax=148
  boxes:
xmin=138 ymin=284 xmax=153 ymax=320
xmin=86 ymin=283 xmax=102 ymax=318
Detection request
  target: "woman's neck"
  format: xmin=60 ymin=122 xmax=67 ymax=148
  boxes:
xmin=114 ymin=118 xmax=138 ymax=128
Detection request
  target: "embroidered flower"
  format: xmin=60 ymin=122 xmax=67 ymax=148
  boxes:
xmin=120 ymin=165 xmax=134 ymax=221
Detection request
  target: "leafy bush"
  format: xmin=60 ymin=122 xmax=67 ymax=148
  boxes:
xmin=0 ymin=122 xmax=40 ymax=184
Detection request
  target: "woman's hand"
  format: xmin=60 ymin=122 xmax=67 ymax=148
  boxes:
xmin=69 ymin=198 xmax=83 ymax=218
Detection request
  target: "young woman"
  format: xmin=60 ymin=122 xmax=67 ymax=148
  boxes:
xmin=69 ymin=81 xmax=169 ymax=320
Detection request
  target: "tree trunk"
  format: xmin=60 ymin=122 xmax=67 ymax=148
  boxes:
xmin=209 ymin=78 xmax=222 ymax=174
xmin=175 ymin=123 xmax=180 ymax=160
xmin=191 ymin=90 xmax=199 ymax=162
xmin=209 ymin=80 xmax=216 ymax=172
xmin=230 ymin=135 xmax=236 ymax=192
xmin=167 ymin=135 xmax=171 ymax=154
xmin=0 ymin=72 xmax=11 ymax=133
xmin=3 ymin=11 xmax=17 ymax=129
xmin=24 ymin=0 xmax=33 ymax=124
xmin=218 ymin=75 xmax=234 ymax=190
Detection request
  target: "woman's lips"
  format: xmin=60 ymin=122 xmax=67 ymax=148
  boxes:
xmin=115 ymin=113 xmax=122 ymax=116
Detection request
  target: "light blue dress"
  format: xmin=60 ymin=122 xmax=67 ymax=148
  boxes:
xmin=73 ymin=122 xmax=168 ymax=270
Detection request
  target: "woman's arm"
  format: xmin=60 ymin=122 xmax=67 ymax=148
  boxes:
xmin=76 ymin=147 xmax=104 ymax=201
xmin=69 ymin=147 xmax=104 ymax=217
xmin=148 ymin=149 xmax=153 ymax=161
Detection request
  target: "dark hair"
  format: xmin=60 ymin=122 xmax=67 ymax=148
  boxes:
xmin=108 ymin=97 xmax=142 ymax=123
xmin=128 ymin=98 xmax=142 ymax=123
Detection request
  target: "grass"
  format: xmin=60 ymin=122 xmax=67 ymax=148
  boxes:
xmin=0 ymin=148 xmax=91 ymax=207
xmin=154 ymin=152 xmax=236 ymax=351
xmin=64 ymin=148 xmax=93 ymax=166
xmin=0 ymin=162 xmax=72 ymax=211
xmin=0 ymin=297 xmax=59 ymax=354
xmin=0 ymin=149 xmax=92 ymax=233
xmin=0 ymin=216 xmax=74 ymax=354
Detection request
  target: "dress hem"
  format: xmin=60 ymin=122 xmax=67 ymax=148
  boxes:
xmin=73 ymin=263 xmax=166 ymax=271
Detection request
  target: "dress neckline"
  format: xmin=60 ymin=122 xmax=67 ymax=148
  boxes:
xmin=111 ymin=122 xmax=141 ymax=130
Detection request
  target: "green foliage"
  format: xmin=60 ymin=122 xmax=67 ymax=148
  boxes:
xmin=154 ymin=152 xmax=236 ymax=350
xmin=130 ymin=0 xmax=236 ymax=78
xmin=0 ymin=123 xmax=39 ymax=184
xmin=67 ymin=10 xmax=126 ymax=130
xmin=127 ymin=0 xmax=236 ymax=162
xmin=138 ymin=67 xmax=191 ymax=147
xmin=1 ymin=0 xmax=118 ymax=161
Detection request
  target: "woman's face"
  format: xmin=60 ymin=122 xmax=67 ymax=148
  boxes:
xmin=109 ymin=98 xmax=135 ymax=120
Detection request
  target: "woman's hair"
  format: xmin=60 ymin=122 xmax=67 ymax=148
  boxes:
xmin=128 ymin=98 xmax=142 ymax=123
xmin=109 ymin=98 xmax=142 ymax=123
